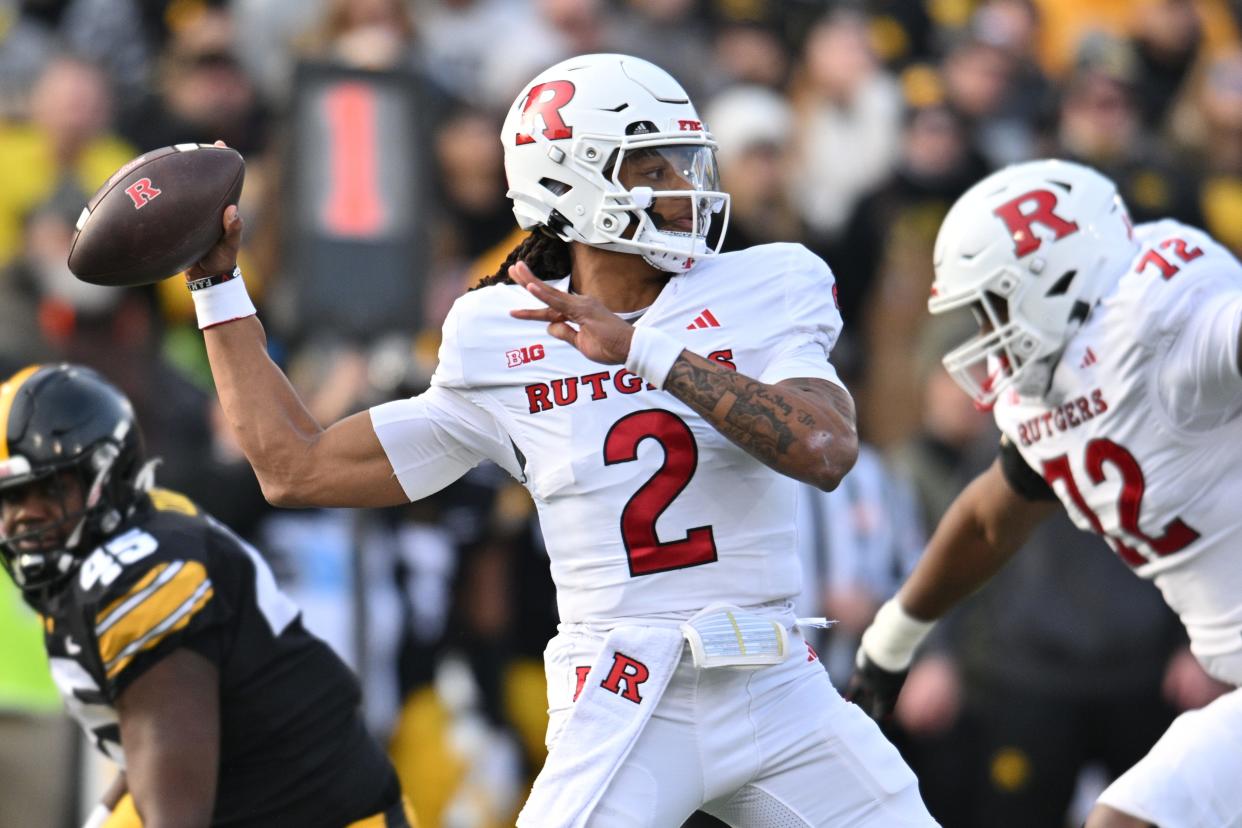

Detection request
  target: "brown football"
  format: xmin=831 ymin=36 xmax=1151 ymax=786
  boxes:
xmin=67 ymin=144 xmax=245 ymax=286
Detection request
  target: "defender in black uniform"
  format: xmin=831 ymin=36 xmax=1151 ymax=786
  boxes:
xmin=0 ymin=364 xmax=417 ymax=828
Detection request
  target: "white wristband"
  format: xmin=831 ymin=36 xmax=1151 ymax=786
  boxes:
xmin=82 ymin=803 xmax=111 ymax=828
xmin=859 ymin=598 xmax=936 ymax=672
xmin=189 ymin=266 xmax=256 ymax=330
xmin=624 ymin=327 xmax=684 ymax=390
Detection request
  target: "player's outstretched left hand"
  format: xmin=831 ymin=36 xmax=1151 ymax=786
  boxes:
xmin=845 ymin=650 xmax=908 ymax=722
xmin=509 ymin=261 xmax=635 ymax=365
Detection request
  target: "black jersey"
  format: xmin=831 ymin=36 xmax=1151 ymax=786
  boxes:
xmin=40 ymin=488 xmax=400 ymax=827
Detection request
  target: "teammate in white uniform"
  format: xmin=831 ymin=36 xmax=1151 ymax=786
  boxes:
xmin=180 ymin=55 xmax=936 ymax=826
xmin=848 ymin=159 xmax=1242 ymax=828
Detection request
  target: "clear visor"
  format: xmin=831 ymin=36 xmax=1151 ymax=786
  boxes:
xmin=614 ymin=144 xmax=723 ymax=195
xmin=591 ymin=142 xmax=731 ymax=268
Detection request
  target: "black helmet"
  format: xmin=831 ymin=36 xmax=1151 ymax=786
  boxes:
xmin=0 ymin=364 xmax=146 ymax=601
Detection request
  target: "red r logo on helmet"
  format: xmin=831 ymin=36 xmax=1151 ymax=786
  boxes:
xmin=516 ymin=81 xmax=575 ymax=145
xmin=992 ymin=189 xmax=1079 ymax=258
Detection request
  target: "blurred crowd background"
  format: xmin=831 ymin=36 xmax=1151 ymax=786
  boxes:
xmin=1 ymin=0 xmax=1239 ymax=826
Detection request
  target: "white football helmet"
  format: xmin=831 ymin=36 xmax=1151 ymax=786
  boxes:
xmin=929 ymin=159 xmax=1137 ymax=406
xmin=500 ymin=53 xmax=730 ymax=273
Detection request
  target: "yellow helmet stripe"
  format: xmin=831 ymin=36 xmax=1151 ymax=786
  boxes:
xmin=0 ymin=365 xmax=42 ymax=461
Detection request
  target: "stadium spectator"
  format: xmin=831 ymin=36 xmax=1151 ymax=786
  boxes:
xmin=0 ymin=53 xmax=133 ymax=269
xmin=297 ymin=0 xmax=418 ymax=73
xmin=0 ymin=195 xmax=93 ymax=371
xmin=119 ymin=4 xmax=268 ymax=156
xmin=0 ymin=0 xmax=150 ymax=120
xmin=703 ymin=84 xmax=803 ymax=252
xmin=707 ymin=20 xmax=791 ymax=91
xmin=1170 ymin=50 xmax=1242 ymax=258
xmin=1128 ymin=0 xmax=1204 ymax=129
xmin=423 ymin=107 xmax=526 ymax=327
xmin=941 ymin=23 xmax=1046 ymax=168
xmin=843 ymin=102 xmax=986 ymax=447
xmin=1052 ymin=37 xmax=1204 ymax=227
xmin=787 ymin=8 xmax=903 ymax=245
xmin=414 ymin=0 xmax=564 ymax=111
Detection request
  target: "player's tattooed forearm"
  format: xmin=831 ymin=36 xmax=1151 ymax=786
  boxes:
xmin=665 ymin=356 xmax=806 ymax=462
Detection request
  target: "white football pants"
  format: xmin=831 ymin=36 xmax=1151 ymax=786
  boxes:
xmin=1097 ymin=685 xmax=1242 ymax=828
xmin=536 ymin=622 xmax=938 ymax=827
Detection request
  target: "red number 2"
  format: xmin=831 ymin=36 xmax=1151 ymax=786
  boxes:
xmin=1042 ymin=438 xmax=1200 ymax=567
xmin=604 ymin=410 xmax=718 ymax=576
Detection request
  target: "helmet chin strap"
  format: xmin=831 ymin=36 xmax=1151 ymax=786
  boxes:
xmin=1014 ymin=357 xmax=1055 ymax=398
xmin=1027 ymin=299 xmax=1098 ymax=402
xmin=134 ymin=458 xmax=160 ymax=495
xmin=636 ymin=207 xmax=703 ymax=273
xmin=1014 ymin=294 xmax=1100 ymax=401
xmin=640 ymin=235 xmax=698 ymax=272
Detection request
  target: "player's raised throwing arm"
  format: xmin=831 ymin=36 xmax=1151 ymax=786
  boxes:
xmin=186 ymin=207 xmax=407 ymax=509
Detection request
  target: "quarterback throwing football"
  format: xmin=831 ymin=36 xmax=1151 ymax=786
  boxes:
xmin=849 ymin=159 xmax=1242 ymax=828
xmin=185 ymin=54 xmax=936 ymax=826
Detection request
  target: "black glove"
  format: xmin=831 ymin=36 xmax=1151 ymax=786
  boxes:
xmin=844 ymin=650 xmax=908 ymax=722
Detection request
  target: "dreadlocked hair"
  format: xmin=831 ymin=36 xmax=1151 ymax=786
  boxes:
xmin=473 ymin=228 xmax=572 ymax=289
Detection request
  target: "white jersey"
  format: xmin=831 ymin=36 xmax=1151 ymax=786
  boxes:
xmin=371 ymin=243 xmax=845 ymax=624
xmin=994 ymin=219 xmax=1242 ymax=681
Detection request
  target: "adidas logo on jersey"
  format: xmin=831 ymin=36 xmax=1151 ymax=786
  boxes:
xmin=1080 ymin=347 xmax=1098 ymax=369
xmin=687 ymin=309 xmax=721 ymax=330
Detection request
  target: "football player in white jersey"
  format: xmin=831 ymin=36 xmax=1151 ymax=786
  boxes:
xmin=848 ymin=158 xmax=1242 ymax=828
xmin=179 ymin=54 xmax=937 ymax=826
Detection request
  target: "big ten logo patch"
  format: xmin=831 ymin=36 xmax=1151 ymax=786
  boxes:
xmin=507 ymin=343 xmax=546 ymax=368
xmin=125 ymin=178 xmax=162 ymax=209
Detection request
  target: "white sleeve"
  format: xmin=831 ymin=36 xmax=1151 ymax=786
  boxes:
xmin=1157 ymin=291 xmax=1242 ymax=430
xmin=758 ymin=245 xmax=847 ymax=388
xmin=370 ymin=385 xmax=520 ymax=502
xmin=368 ymin=292 xmax=521 ymax=502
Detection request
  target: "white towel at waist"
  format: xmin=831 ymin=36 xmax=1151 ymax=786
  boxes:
xmin=517 ymin=624 xmax=685 ymax=828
